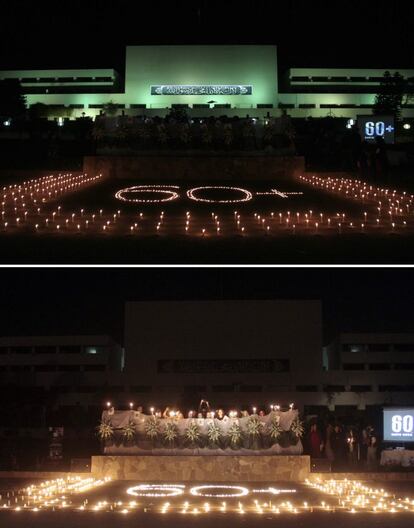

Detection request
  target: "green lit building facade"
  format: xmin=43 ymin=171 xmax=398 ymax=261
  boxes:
xmin=1 ymin=45 xmax=413 ymax=119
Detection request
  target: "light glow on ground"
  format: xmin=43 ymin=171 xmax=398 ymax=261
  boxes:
xmin=1 ymin=477 xmax=414 ymax=517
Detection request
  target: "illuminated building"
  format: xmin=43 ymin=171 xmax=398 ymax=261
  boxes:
xmin=0 ymin=45 xmax=413 ymax=120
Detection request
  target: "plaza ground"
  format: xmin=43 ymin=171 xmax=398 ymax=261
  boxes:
xmin=1 ymin=172 xmax=414 ymax=263
xmin=1 ymin=478 xmax=414 ymax=527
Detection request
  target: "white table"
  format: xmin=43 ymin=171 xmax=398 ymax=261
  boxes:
xmin=380 ymin=449 xmax=414 ymax=467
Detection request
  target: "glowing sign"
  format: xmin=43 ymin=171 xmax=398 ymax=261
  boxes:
xmin=384 ymin=409 xmax=414 ymax=441
xmin=357 ymin=115 xmax=395 ymax=144
xmin=151 ymin=85 xmax=252 ymax=95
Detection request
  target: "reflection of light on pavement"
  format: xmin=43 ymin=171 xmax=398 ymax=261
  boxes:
xmin=252 ymin=487 xmax=297 ymax=495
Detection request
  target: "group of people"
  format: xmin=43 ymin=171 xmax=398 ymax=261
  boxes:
xmin=93 ymin=111 xmax=295 ymax=152
xmin=131 ymin=401 xmax=275 ymax=421
xmin=305 ymin=422 xmax=378 ymax=470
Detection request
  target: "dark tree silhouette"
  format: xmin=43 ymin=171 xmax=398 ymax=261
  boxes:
xmin=373 ymin=71 xmax=406 ymax=120
xmin=0 ymin=79 xmax=27 ymax=119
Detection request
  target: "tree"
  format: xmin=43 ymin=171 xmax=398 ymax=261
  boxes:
xmin=0 ymin=79 xmax=27 ymax=119
xmin=28 ymin=102 xmax=48 ymax=119
xmin=373 ymin=71 xmax=406 ymax=120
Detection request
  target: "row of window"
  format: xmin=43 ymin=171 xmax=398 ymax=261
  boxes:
xmin=0 ymin=364 xmax=106 ymax=372
xmin=344 ymin=343 xmax=414 ymax=353
xmin=21 ymin=102 xmax=414 ymax=111
xmin=0 ymin=382 xmax=413 ymax=394
xmin=291 ymin=76 xmax=414 ymax=83
xmin=0 ymin=345 xmax=106 ymax=354
xmin=343 ymin=363 xmax=414 ymax=370
xmin=324 ymin=384 xmax=414 ymax=392
xmin=10 ymin=76 xmax=115 ymax=83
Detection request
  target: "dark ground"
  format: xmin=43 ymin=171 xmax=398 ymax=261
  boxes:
xmin=0 ymin=231 xmax=412 ymax=264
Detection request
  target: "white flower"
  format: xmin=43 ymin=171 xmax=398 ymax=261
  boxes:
xmin=185 ymin=421 xmax=201 ymax=443
xmin=207 ymin=422 xmax=222 ymax=444
xmin=163 ymin=421 xmax=178 ymax=442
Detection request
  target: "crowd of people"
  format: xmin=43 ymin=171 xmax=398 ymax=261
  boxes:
xmin=304 ymin=421 xmax=379 ymax=471
xmin=92 ymin=110 xmax=295 ymax=152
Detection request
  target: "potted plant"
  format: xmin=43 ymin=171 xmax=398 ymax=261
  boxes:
xmin=145 ymin=415 xmax=161 ymax=448
xmin=163 ymin=421 xmax=178 ymax=449
xmin=206 ymin=422 xmax=222 ymax=449
xmin=289 ymin=417 xmax=304 ymax=445
xmin=228 ymin=422 xmax=242 ymax=450
xmin=96 ymin=419 xmax=114 ymax=448
xmin=267 ymin=417 xmax=283 ymax=447
xmin=184 ymin=420 xmax=202 ymax=449
xmin=246 ymin=416 xmax=263 ymax=450
xmin=121 ymin=420 xmax=136 ymax=447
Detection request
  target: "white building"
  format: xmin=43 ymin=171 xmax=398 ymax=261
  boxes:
xmin=1 ymin=45 xmax=413 ymax=120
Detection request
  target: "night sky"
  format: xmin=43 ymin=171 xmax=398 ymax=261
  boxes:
xmin=0 ymin=268 xmax=413 ymax=343
xmin=1 ymin=0 xmax=413 ymax=72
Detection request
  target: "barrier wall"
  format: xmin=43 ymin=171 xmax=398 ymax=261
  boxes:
xmin=83 ymin=155 xmax=305 ymax=181
xmin=91 ymin=455 xmax=310 ymax=482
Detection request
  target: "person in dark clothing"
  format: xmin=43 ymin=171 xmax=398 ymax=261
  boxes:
xmin=330 ymin=424 xmax=345 ymax=471
xmin=346 ymin=428 xmax=359 ymax=468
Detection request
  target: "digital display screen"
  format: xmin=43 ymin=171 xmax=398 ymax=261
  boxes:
xmin=357 ymin=115 xmax=395 ymax=144
xmin=383 ymin=409 xmax=414 ymax=442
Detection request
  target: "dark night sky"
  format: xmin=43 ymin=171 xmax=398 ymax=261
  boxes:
xmin=1 ymin=0 xmax=413 ymax=73
xmin=0 ymin=268 xmax=413 ymax=344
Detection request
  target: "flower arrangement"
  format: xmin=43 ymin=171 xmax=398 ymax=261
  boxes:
xmin=246 ymin=416 xmax=262 ymax=437
xmin=268 ymin=417 xmax=283 ymax=441
xmin=185 ymin=420 xmax=201 ymax=445
xmin=228 ymin=422 xmax=242 ymax=447
xmin=290 ymin=417 xmax=304 ymax=438
xmin=163 ymin=421 xmax=178 ymax=444
xmin=122 ymin=420 xmax=136 ymax=443
xmin=96 ymin=419 xmax=114 ymax=441
xmin=145 ymin=416 xmax=160 ymax=439
xmin=207 ymin=422 xmax=222 ymax=445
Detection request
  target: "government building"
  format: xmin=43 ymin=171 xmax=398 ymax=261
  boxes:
xmin=1 ymin=45 xmax=413 ymax=120
xmin=1 ymin=300 xmax=414 ymax=429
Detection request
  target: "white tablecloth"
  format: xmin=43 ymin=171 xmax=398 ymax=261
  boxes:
xmin=380 ymin=449 xmax=414 ymax=467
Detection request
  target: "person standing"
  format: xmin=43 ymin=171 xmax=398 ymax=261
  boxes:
xmin=367 ymin=431 xmax=378 ymax=470
xmin=308 ymin=423 xmax=324 ymax=459
xmin=346 ymin=428 xmax=359 ymax=468
xmin=325 ymin=422 xmax=335 ymax=464
xmin=331 ymin=424 xmax=345 ymax=471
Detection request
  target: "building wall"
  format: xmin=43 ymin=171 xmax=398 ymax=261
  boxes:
xmin=124 ymin=299 xmax=323 ymax=384
xmin=1 ymin=322 xmax=414 ymax=415
xmin=125 ymin=45 xmax=278 ymax=109
xmin=0 ymin=334 xmax=123 ymax=387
